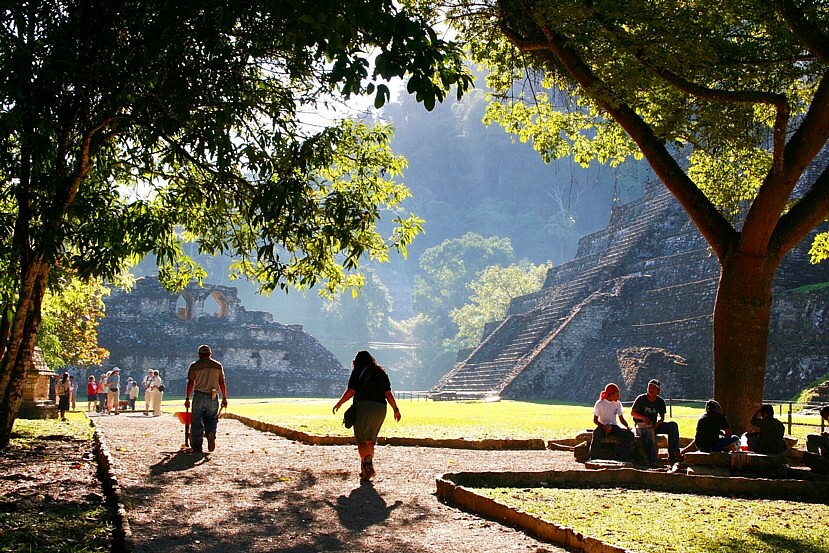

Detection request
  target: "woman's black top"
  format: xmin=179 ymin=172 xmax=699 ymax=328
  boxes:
xmin=347 ymin=365 xmax=391 ymax=404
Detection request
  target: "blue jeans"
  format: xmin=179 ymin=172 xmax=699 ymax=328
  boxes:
xmin=637 ymin=421 xmax=680 ymax=461
xmin=190 ymin=392 xmax=219 ymax=451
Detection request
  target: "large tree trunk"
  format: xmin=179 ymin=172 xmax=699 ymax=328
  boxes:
xmin=713 ymin=249 xmax=778 ymax=434
xmin=0 ymin=261 xmax=51 ymax=448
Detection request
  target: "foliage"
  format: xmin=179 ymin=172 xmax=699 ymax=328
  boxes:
xmin=37 ymin=277 xmax=110 ymax=370
xmin=448 ymin=260 xmax=550 ymax=349
xmin=438 ymin=0 xmax=829 ymax=431
xmin=376 ymin=85 xmax=647 ymax=265
xmin=386 ymin=313 xmax=459 ymax=388
xmin=320 ymin=268 xmax=393 ymax=338
xmin=412 ymin=233 xmax=515 ymax=335
xmin=810 ymin=231 xmax=829 ymax=263
xmin=794 ymin=375 xmax=829 ymax=404
xmin=476 ymin=486 xmax=829 ymax=553
xmin=0 ymin=0 xmax=473 ymax=447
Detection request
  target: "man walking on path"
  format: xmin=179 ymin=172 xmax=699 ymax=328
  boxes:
xmin=184 ymin=344 xmax=228 ymax=453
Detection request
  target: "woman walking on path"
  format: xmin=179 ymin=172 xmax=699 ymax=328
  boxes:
xmin=333 ymin=350 xmax=401 ymax=482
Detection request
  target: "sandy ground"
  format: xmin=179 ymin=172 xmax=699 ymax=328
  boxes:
xmin=91 ymin=410 xmax=584 ymax=553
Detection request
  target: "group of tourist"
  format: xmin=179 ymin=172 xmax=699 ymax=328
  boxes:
xmin=588 ymin=378 xmax=807 ymax=466
xmin=81 ymin=367 xmax=165 ymax=416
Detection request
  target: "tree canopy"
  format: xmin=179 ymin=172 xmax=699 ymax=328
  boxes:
xmin=448 ymin=261 xmax=549 ymax=349
xmin=0 ymin=0 xmax=472 ymax=446
xmin=37 ymin=277 xmax=110 ymax=370
xmin=412 ymin=232 xmax=515 ymax=334
xmin=445 ymin=0 xmax=829 ymax=430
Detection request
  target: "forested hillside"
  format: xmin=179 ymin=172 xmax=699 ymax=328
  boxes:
xmin=134 ymin=81 xmax=649 ymax=384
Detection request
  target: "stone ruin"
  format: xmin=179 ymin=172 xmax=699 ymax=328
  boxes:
xmin=430 ymin=180 xmax=828 ymax=403
xmin=93 ymin=277 xmax=348 ymax=397
xmin=18 ymin=347 xmax=58 ymax=419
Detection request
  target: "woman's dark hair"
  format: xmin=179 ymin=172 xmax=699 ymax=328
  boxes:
xmin=760 ymin=404 xmax=775 ymax=417
xmin=353 ymin=350 xmax=383 ymax=371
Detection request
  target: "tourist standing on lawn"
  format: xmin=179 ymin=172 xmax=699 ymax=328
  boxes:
xmin=745 ymin=404 xmax=786 ymax=454
xmin=142 ymin=369 xmax=154 ymax=415
xmin=184 ymin=345 xmax=228 ymax=453
xmin=332 ymin=350 xmax=402 ymax=482
xmin=69 ymin=375 xmax=77 ymax=411
xmin=97 ymin=372 xmax=107 ymax=413
xmin=630 ymin=379 xmax=682 ymax=464
xmin=588 ymin=383 xmax=634 ymax=461
xmin=55 ymin=372 xmax=71 ymax=421
xmin=150 ymin=370 xmax=164 ymax=416
xmin=806 ymin=405 xmax=829 ymax=459
xmin=86 ymin=375 xmax=97 ymax=413
xmin=127 ymin=379 xmax=139 ymax=411
xmin=107 ymin=367 xmax=121 ymax=415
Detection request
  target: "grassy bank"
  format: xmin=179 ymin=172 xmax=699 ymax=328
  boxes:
xmin=475 ymin=486 xmax=829 ymax=553
xmin=158 ymin=397 xmax=823 ymax=443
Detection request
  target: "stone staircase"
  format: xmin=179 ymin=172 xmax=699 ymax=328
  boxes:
xmin=429 ymin=183 xmax=678 ymax=400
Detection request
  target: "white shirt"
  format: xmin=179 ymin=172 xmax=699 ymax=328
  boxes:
xmin=593 ymin=398 xmax=624 ymax=426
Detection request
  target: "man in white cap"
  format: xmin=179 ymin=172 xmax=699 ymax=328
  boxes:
xmin=184 ymin=345 xmax=228 ymax=453
xmin=630 ymin=378 xmax=681 ymax=465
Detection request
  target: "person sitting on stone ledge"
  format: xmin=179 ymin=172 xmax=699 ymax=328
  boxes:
xmin=745 ymin=404 xmax=786 ymax=454
xmin=806 ymin=405 xmax=829 ymax=459
xmin=631 ymin=379 xmax=682 ymax=465
xmin=680 ymin=399 xmax=739 ymax=455
xmin=588 ymin=383 xmax=634 ymax=461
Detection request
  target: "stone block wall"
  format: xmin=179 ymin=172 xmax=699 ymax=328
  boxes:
xmin=431 ymin=173 xmax=828 ymax=402
xmin=86 ymin=277 xmax=347 ymax=397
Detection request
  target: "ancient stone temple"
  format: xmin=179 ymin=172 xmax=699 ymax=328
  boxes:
xmin=95 ymin=277 xmax=347 ymax=397
xmin=429 ymin=181 xmax=828 ymax=403
xmin=17 ymin=347 xmax=58 ymax=419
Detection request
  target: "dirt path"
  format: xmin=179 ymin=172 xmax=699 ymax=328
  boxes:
xmin=93 ymin=411 xmax=579 ymax=552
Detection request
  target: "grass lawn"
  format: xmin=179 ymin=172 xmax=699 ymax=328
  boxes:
xmin=160 ymin=397 xmax=823 ymax=443
xmin=475 ymin=486 xmax=829 ymax=553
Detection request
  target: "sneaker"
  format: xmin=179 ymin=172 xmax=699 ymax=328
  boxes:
xmin=206 ymin=432 xmax=216 ymax=452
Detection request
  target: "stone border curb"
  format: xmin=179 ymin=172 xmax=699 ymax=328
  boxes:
xmin=224 ymin=412 xmax=550 ymax=450
xmin=435 ymin=467 xmax=829 ymax=552
xmin=435 ymin=473 xmax=626 ymax=553
xmin=88 ymin=414 xmax=135 ymax=553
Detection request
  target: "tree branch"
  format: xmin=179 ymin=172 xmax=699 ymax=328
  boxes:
xmin=773 ymin=162 xmax=829 ymax=258
xmin=499 ymin=0 xmax=737 ymax=258
xmin=776 ymin=0 xmax=829 ymax=64
xmin=743 ymin=70 xmax=829 ymax=253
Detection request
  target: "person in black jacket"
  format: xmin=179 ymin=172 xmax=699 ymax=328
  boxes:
xmin=333 ymin=350 xmax=402 ymax=482
xmin=745 ymin=404 xmax=786 ymax=454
